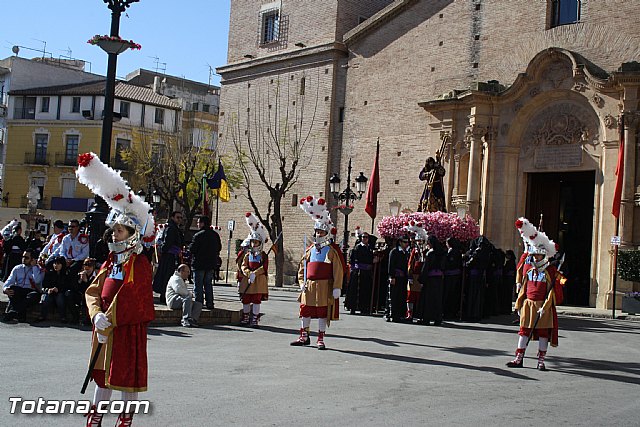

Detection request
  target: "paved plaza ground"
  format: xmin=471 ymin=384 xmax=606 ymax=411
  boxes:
xmin=1 ymin=286 xmax=639 ymax=426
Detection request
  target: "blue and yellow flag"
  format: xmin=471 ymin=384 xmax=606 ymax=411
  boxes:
xmin=207 ymin=159 xmax=230 ymax=202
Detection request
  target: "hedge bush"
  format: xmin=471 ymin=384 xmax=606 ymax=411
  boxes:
xmin=618 ymin=249 xmax=640 ymax=282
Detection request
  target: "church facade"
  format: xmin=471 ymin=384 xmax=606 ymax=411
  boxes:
xmin=217 ymin=0 xmax=640 ymax=308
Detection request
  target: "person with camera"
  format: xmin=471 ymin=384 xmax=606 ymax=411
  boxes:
xmin=66 ymin=257 xmax=98 ymax=325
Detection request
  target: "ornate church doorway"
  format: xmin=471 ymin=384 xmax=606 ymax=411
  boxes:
xmin=526 ymin=171 xmax=595 ymax=306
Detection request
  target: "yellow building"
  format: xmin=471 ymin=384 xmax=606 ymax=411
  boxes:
xmin=3 ymin=80 xmax=180 ymax=225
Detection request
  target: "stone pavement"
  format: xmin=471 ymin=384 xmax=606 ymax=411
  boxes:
xmin=1 ymin=286 xmax=639 ymax=426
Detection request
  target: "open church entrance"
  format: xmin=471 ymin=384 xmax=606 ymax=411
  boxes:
xmin=525 ymin=171 xmax=595 ymax=306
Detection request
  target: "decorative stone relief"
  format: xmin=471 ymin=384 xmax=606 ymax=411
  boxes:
xmin=592 ymin=93 xmax=605 ymax=108
xmin=572 ymin=82 xmax=587 ymax=92
xmin=521 ymin=102 xmax=600 ymax=168
xmin=604 ymin=114 xmax=617 ymax=129
xmin=529 ymin=87 xmax=540 ymax=97
xmin=544 ymin=62 xmax=572 ymax=88
xmin=513 ymin=102 xmax=523 ymax=112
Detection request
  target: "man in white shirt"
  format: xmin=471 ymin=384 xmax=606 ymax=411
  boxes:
xmin=166 ymin=264 xmax=202 ymax=327
xmin=54 ymin=219 xmax=89 ymax=277
xmin=41 ymin=220 xmax=67 ymax=265
xmin=2 ymin=250 xmax=44 ymax=323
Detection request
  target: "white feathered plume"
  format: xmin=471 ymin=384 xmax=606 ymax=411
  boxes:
xmin=404 ymin=220 xmax=428 ymax=241
xmin=76 ymin=152 xmax=154 ymax=237
xmin=244 ymin=212 xmax=269 ymax=243
xmin=299 ymin=195 xmax=335 ymax=234
xmin=515 ymin=216 xmax=557 ymax=258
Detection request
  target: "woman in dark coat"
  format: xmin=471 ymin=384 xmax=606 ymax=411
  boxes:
xmin=417 ymin=235 xmax=445 ymax=325
xmin=443 ymin=237 xmax=463 ymax=320
xmin=37 ymin=256 xmax=70 ymax=322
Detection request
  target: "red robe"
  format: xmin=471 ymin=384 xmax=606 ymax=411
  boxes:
xmin=85 ymin=253 xmax=155 ymax=392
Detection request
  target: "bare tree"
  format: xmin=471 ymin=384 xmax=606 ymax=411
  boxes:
xmin=226 ymin=71 xmax=320 ymax=286
xmin=124 ymin=121 xmax=237 ymax=231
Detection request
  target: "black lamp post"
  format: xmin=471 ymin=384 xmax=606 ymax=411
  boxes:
xmin=329 ymin=158 xmax=368 ymax=263
xmin=86 ymin=0 xmax=140 ymax=257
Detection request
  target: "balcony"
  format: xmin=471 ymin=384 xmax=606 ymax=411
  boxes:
xmin=20 ymin=196 xmax=48 ymax=210
xmin=55 ymin=153 xmax=78 ymax=167
xmin=24 ymin=152 xmax=50 ymax=166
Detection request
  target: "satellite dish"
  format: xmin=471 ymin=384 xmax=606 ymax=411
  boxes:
xmin=12 ymin=46 xmax=20 ymax=55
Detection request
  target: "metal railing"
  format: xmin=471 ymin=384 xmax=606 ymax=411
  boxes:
xmin=24 ymin=152 xmax=49 ymax=165
xmin=20 ymin=196 xmax=48 ymax=210
xmin=55 ymin=153 xmax=78 ymax=166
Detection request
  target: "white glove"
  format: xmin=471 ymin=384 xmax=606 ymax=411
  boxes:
xmin=96 ymin=332 xmax=108 ymax=344
xmin=300 ymin=282 xmax=307 ymax=292
xmin=537 ymin=307 xmax=545 ymax=316
xmin=332 ymin=288 xmax=341 ymax=299
xmin=93 ymin=312 xmax=111 ymax=331
xmin=516 ymin=308 xmax=521 ymax=317
xmin=249 ymin=272 xmax=256 ymax=283
xmin=408 ymin=279 xmax=413 ymax=286
xmin=516 ymin=283 xmax=522 ymax=293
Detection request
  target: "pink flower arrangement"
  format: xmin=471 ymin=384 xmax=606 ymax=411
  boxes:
xmin=377 ymin=211 xmax=480 ymax=242
xmin=87 ymin=35 xmax=141 ymax=50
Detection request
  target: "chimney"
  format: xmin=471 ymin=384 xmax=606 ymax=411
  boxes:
xmin=153 ymin=76 xmax=162 ymax=94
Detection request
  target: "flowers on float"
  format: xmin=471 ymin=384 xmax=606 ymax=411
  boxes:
xmin=377 ymin=211 xmax=480 ymax=242
xmin=87 ymin=35 xmax=141 ymax=50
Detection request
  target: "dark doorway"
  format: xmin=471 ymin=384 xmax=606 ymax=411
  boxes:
xmin=526 ymin=171 xmax=595 ymax=306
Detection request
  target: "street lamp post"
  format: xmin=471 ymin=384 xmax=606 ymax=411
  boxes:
xmin=329 ymin=158 xmax=368 ymax=263
xmin=85 ymin=0 xmax=140 ymax=257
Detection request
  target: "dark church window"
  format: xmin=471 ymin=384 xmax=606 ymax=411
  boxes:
xmin=550 ymin=0 xmax=580 ymax=28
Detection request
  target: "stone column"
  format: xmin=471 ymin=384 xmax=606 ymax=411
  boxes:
xmin=465 ymin=124 xmax=484 ymax=219
xmin=620 ymin=112 xmax=638 ymax=247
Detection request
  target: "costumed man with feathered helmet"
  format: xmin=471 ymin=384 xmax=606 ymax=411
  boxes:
xmin=506 ymin=217 xmax=565 ymax=371
xmin=76 ymin=153 xmax=155 ymax=427
xmin=405 ymin=221 xmax=427 ymax=322
xmin=239 ymin=212 xmax=270 ymax=327
xmin=291 ymin=196 xmax=344 ymax=350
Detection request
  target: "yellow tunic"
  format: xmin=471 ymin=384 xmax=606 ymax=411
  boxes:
xmin=240 ymin=250 xmax=269 ymax=295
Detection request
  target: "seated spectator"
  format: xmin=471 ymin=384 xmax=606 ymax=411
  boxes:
xmin=2 ymin=250 xmax=44 ymax=323
xmin=166 ymin=264 xmax=202 ymax=328
xmin=42 ymin=219 xmax=67 ymax=267
xmin=53 ymin=219 xmax=89 ymax=278
xmin=37 ymin=256 xmax=71 ymax=323
xmin=66 ymin=257 xmax=98 ymax=325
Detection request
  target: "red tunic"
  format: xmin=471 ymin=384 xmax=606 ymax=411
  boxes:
xmin=87 ymin=253 xmax=155 ymax=392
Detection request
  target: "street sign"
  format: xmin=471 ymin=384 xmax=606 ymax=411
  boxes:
xmin=228 ymin=220 xmax=236 ymax=231
xmin=611 ymin=236 xmax=621 ymax=246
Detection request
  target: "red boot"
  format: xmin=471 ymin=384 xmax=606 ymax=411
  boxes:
xmin=506 ymin=348 xmax=525 ymax=368
xmin=84 ymin=405 xmax=103 ymax=427
xmin=317 ymin=331 xmax=326 ymax=350
xmin=250 ymin=311 xmax=260 ymax=328
xmin=116 ymin=412 xmax=134 ymax=427
xmin=290 ymin=327 xmax=310 ymax=346
xmin=537 ymin=350 xmax=547 ymax=371
xmin=240 ymin=312 xmax=250 ymax=326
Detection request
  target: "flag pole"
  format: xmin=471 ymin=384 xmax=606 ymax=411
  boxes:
xmin=215 ymin=193 xmax=220 ymax=227
xmin=612 ymin=218 xmax=619 ymax=319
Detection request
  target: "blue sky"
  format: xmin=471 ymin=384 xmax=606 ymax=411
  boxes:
xmin=3 ymin=0 xmax=231 ymax=86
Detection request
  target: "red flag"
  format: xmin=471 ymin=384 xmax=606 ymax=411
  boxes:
xmin=612 ymin=114 xmax=624 ymax=218
xmin=365 ymin=138 xmax=380 ymax=218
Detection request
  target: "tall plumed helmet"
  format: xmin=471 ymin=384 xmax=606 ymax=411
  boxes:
xmin=299 ymin=195 xmax=334 ymax=233
xmin=244 ymin=212 xmax=268 ymax=244
xmin=514 ymin=217 xmax=557 ymax=258
xmin=76 ymin=152 xmax=154 ymax=238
